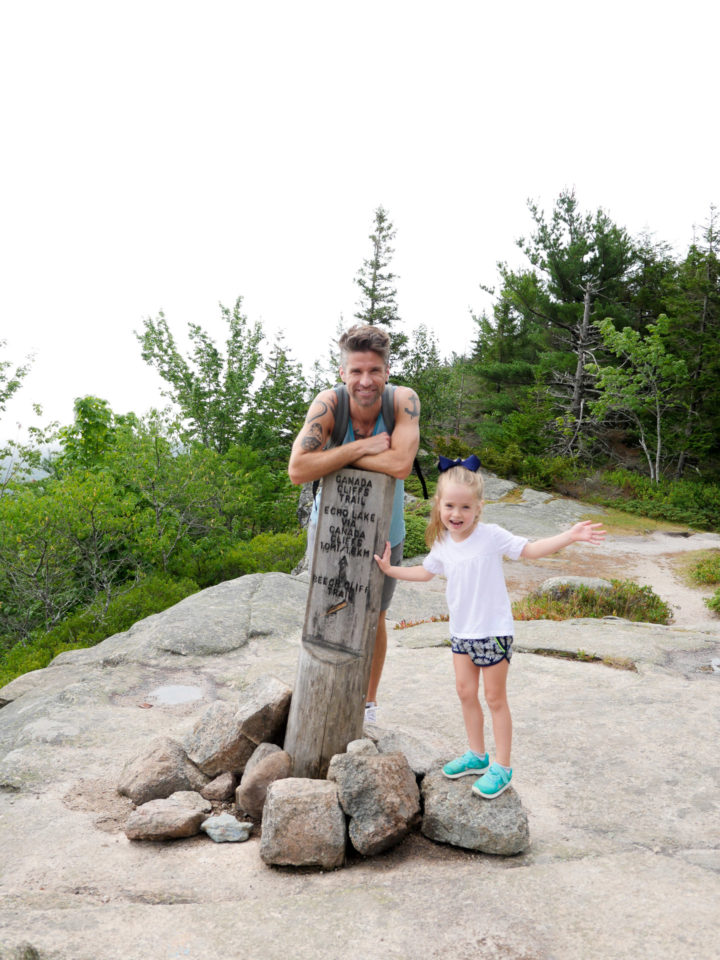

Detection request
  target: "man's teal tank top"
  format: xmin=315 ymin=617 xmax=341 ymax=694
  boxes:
xmin=309 ymin=410 xmax=406 ymax=547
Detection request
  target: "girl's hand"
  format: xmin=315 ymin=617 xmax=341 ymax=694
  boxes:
xmin=374 ymin=540 xmax=392 ymax=573
xmin=569 ymin=520 xmax=606 ymax=544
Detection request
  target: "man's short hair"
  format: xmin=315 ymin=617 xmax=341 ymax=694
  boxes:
xmin=338 ymin=325 xmax=391 ymax=367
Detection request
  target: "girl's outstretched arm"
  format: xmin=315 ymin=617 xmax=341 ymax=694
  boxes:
xmin=374 ymin=541 xmax=435 ymax=581
xmin=521 ymin=520 xmax=606 ymax=560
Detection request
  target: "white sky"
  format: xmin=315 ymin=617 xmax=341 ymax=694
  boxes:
xmin=1 ymin=0 xmax=718 ymax=443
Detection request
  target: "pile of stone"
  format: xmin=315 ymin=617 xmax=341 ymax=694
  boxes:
xmin=117 ymin=673 xmax=529 ymax=866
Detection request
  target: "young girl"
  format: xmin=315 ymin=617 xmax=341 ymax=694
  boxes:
xmin=374 ymin=456 xmax=606 ymax=799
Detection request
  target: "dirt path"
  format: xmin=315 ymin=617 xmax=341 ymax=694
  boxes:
xmin=504 ymin=529 xmax=720 ymax=629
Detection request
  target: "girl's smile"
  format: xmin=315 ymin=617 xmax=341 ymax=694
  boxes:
xmin=439 ymin=482 xmax=482 ymax=541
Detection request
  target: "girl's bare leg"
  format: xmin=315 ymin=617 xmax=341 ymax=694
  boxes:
xmin=482 ymin=659 xmax=511 ymax=766
xmin=452 ymin=653 xmax=485 ymax=755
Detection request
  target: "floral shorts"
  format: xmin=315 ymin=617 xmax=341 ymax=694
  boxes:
xmin=450 ymin=635 xmax=514 ymax=667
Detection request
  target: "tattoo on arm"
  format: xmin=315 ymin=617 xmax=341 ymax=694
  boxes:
xmin=306 ymin=400 xmax=328 ymax=424
xmin=404 ymin=392 xmax=420 ymax=420
xmin=300 ymin=423 xmax=323 ymax=451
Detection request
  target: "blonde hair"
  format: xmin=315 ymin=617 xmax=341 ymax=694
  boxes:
xmin=425 ymin=466 xmax=484 ymax=548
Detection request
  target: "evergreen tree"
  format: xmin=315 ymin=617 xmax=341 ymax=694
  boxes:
xmin=663 ymin=208 xmax=720 ymax=477
xmin=354 ymin=206 xmax=408 ymax=359
xmin=478 ymin=190 xmax=636 ymax=455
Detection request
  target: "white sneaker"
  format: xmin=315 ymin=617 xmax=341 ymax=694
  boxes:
xmin=364 ymin=702 xmax=378 ymax=724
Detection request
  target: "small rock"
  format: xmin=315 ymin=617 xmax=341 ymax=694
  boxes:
xmin=125 ymin=791 xmax=212 ymax=841
xmin=201 ymin=772 xmax=237 ymax=801
xmin=201 ymin=813 xmax=253 ymax=843
xmin=242 ymin=742 xmax=282 ymax=780
xmin=421 ymin=769 xmax=529 ymax=855
xmin=118 ymin=737 xmax=209 ymax=805
xmin=260 ymin=778 xmax=346 ymax=869
xmin=235 ymin=749 xmax=292 ymax=819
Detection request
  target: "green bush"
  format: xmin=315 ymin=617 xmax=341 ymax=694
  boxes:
xmin=196 ymin=531 xmax=306 ymax=587
xmin=688 ymin=551 xmax=720 ymax=585
xmin=705 ymin=590 xmax=720 ymax=614
xmin=513 ymin=579 xmax=672 ymax=624
xmin=403 ymin=512 xmax=429 ymax=558
xmin=598 ymin=469 xmax=720 ymax=530
xmin=0 ymin=574 xmax=200 ymax=688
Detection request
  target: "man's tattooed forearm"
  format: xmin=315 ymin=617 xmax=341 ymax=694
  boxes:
xmin=300 ymin=423 xmax=323 ymax=450
xmin=404 ymin=392 xmax=420 ymax=420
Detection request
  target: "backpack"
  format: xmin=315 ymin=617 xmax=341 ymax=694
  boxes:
xmin=312 ymin=383 xmax=427 ymax=498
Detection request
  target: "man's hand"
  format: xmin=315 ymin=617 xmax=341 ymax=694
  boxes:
xmin=361 ymin=432 xmax=392 ymax=456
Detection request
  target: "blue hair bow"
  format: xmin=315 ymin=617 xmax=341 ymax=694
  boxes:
xmin=437 ymin=454 xmax=481 ymax=473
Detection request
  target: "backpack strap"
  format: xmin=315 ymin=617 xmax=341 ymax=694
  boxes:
xmin=329 ymin=384 xmax=350 ymax=447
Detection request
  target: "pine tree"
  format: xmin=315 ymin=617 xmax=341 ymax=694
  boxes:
xmin=354 ymin=207 xmax=408 ymax=359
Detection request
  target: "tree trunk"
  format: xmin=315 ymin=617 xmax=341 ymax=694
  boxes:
xmin=570 ymin=285 xmax=594 ymax=422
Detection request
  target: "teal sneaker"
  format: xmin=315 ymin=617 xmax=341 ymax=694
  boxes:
xmin=442 ymin=750 xmax=489 ymax=779
xmin=472 ymin=762 xmax=513 ymax=798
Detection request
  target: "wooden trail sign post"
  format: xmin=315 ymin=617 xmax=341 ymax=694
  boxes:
xmin=284 ymin=468 xmax=396 ymax=779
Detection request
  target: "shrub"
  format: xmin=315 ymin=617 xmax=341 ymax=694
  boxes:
xmin=512 ymin=579 xmax=672 ymax=625
xmin=705 ymin=590 xmax=720 ymax=614
xmin=596 ymin=469 xmax=720 ymax=531
xmin=196 ymin=531 xmax=306 ymax=586
xmin=687 ymin=551 xmax=720 ymax=586
xmin=403 ymin=512 xmax=429 ymax=558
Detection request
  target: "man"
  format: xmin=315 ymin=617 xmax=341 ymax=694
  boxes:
xmin=288 ymin=324 xmax=420 ymax=723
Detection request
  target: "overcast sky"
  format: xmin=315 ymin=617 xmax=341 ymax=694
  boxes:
xmin=1 ymin=0 xmax=718 ymax=443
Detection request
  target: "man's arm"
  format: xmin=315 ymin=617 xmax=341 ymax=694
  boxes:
xmin=287 ymin=390 xmax=392 ymax=485
xmin=350 ymin=386 xmax=420 ymax=479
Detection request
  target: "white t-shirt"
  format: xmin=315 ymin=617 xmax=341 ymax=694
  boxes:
xmin=422 ymin=523 xmax=528 ymax=639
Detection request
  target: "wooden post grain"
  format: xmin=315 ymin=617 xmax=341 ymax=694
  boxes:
xmin=284 ymin=468 xmax=396 ymax=778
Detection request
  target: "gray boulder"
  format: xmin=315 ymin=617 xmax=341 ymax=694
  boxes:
xmin=201 ymin=813 xmax=253 ymax=843
xmin=183 ymin=700 xmax=256 ymax=777
xmin=125 ymin=791 xmax=212 ymax=841
xmin=260 ymin=778 xmax=346 ymax=870
xmin=235 ymin=748 xmax=292 ymax=819
xmin=421 ymin=769 xmax=529 ymax=855
xmin=540 ymin=575 xmax=613 ymax=597
xmin=117 ymin=736 xmax=209 ymax=805
xmin=235 ymin=675 xmax=292 ymax=744
xmin=327 ymin=751 xmax=420 ymax=856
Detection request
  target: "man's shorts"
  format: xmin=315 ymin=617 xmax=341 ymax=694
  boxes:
xmin=306 ymin=524 xmax=403 ymax=613
xmin=450 ymin=635 xmax=514 ymax=667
